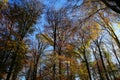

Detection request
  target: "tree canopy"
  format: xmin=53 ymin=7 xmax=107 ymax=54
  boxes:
xmin=0 ymin=0 xmax=120 ymax=80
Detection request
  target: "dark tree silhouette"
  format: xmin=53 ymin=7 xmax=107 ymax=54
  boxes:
xmin=101 ymin=0 xmax=120 ymax=14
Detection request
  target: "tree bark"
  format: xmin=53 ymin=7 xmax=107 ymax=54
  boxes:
xmin=96 ymin=41 xmax=110 ymax=80
xmin=83 ymin=48 xmax=92 ymax=80
xmin=53 ymin=24 xmax=57 ymax=80
xmin=6 ymin=54 xmax=17 ymax=80
xmin=92 ymin=49 xmax=104 ymax=80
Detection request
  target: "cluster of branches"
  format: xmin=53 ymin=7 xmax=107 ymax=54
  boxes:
xmin=0 ymin=0 xmax=42 ymax=80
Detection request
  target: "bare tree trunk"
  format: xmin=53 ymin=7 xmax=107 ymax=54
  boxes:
xmin=95 ymin=41 xmax=110 ymax=80
xmin=26 ymin=68 xmax=31 ymax=80
xmin=83 ymin=48 xmax=92 ymax=80
xmin=92 ymin=48 xmax=104 ymax=80
xmin=58 ymin=50 xmax=62 ymax=80
xmin=32 ymin=55 xmax=40 ymax=80
xmin=12 ymin=71 xmax=17 ymax=80
xmin=53 ymin=25 xmax=57 ymax=80
xmin=112 ymin=43 xmax=120 ymax=66
xmin=70 ymin=62 xmax=73 ymax=80
xmin=66 ymin=62 xmax=69 ymax=80
xmin=104 ymin=50 xmax=116 ymax=80
xmin=6 ymin=54 xmax=17 ymax=80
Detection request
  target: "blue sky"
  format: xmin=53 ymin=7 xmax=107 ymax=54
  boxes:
xmin=42 ymin=0 xmax=67 ymax=10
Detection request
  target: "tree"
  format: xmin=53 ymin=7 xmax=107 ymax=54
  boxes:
xmin=91 ymin=47 xmax=104 ymax=80
xmin=93 ymin=37 xmax=110 ymax=80
xmin=0 ymin=0 xmax=43 ymax=80
xmin=25 ymin=33 xmax=48 ymax=80
xmin=101 ymin=0 xmax=120 ymax=14
xmin=98 ymin=13 xmax=120 ymax=49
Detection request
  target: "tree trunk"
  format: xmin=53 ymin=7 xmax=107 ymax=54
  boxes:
xmin=104 ymin=51 xmax=116 ymax=80
xmin=53 ymin=25 xmax=57 ymax=80
xmin=6 ymin=54 xmax=17 ymax=80
xmin=96 ymin=42 xmax=110 ymax=80
xmin=112 ymin=43 xmax=120 ymax=66
xmin=83 ymin=48 xmax=92 ymax=80
xmin=59 ymin=53 xmax=62 ymax=80
xmin=92 ymin=49 xmax=104 ymax=80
